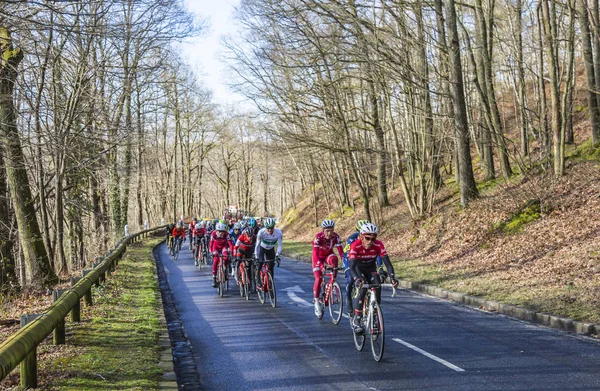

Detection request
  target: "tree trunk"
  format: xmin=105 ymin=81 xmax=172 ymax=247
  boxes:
xmin=542 ymin=0 xmax=564 ymax=176
xmin=0 ymin=28 xmax=57 ymax=287
xmin=445 ymin=0 xmax=478 ymax=207
xmin=579 ymin=0 xmax=600 ymax=147
xmin=0 ymin=147 xmax=15 ymax=287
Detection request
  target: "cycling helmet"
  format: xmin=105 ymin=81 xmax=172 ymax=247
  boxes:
xmin=177 ymin=222 xmax=183 ymax=228
xmin=243 ymin=226 xmax=254 ymax=235
xmin=216 ymin=222 xmax=227 ymax=231
xmin=321 ymin=219 xmax=335 ymax=229
xmin=195 ymin=222 xmax=202 ymax=229
xmin=219 ymin=219 xmax=226 ymax=225
xmin=355 ymin=219 xmax=371 ymax=232
xmin=248 ymin=217 xmax=256 ymax=227
xmin=201 ymin=221 xmax=206 ymax=227
xmin=359 ymin=223 xmax=379 ymax=235
xmin=264 ymin=218 xmax=276 ymax=228
xmin=233 ymin=222 xmax=241 ymax=230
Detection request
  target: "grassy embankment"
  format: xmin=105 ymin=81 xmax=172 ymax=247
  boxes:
xmin=1 ymin=237 xmax=167 ymax=390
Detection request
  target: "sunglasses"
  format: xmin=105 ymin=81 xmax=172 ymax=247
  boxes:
xmin=362 ymin=235 xmax=377 ymax=242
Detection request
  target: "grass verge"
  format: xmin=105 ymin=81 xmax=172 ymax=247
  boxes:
xmin=282 ymin=240 xmax=313 ymax=259
xmin=30 ymin=237 xmax=165 ymax=390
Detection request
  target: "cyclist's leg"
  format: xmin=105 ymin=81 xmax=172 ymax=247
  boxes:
xmin=370 ymin=271 xmax=382 ymax=304
xmin=221 ymin=248 xmax=230 ymax=279
xmin=265 ymin=247 xmax=276 ymax=277
xmin=312 ymin=258 xmax=323 ymax=300
xmin=352 ymin=263 xmax=376 ymax=317
xmin=326 ymin=254 xmax=339 ymax=278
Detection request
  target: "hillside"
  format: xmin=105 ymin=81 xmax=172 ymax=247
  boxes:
xmin=280 ymin=141 xmax=600 ymax=324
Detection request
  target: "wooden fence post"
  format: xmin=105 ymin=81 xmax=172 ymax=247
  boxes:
xmin=52 ymin=290 xmax=67 ymax=345
xmin=20 ymin=314 xmax=41 ymax=389
xmin=82 ymin=270 xmax=93 ymax=307
xmin=70 ymin=277 xmax=81 ymax=322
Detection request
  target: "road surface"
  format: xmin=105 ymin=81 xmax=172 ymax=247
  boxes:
xmin=158 ymin=242 xmax=600 ymax=390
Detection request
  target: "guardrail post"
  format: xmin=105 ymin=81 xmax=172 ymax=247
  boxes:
xmin=52 ymin=290 xmax=67 ymax=345
xmin=82 ymin=270 xmax=93 ymax=307
xmin=70 ymin=277 xmax=82 ymax=322
xmin=20 ymin=314 xmax=41 ymax=389
xmin=92 ymin=262 xmax=101 ymax=287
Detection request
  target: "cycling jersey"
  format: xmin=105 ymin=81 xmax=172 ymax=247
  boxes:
xmin=210 ymin=230 xmax=233 ymax=253
xmin=254 ymin=228 xmax=283 ymax=255
xmin=172 ymin=227 xmax=186 ymax=238
xmin=234 ymin=233 xmax=254 ymax=258
xmin=312 ymin=231 xmax=343 ymax=263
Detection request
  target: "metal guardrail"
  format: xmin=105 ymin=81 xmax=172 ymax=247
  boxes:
xmin=0 ymin=226 xmax=165 ymax=388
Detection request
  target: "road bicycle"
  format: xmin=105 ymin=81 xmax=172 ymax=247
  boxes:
xmin=170 ymin=237 xmax=182 ymax=260
xmin=203 ymin=235 xmax=212 ymax=265
xmin=194 ymin=237 xmax=206 ymax=268
xmin=255 ymin=257 xmax=279 ymax=307
xmin=236 ymin=256 xmax=253 ymax=301
xmin=353 ymin=282 xmax=386 ymax=362
xmin=215 ymin=254 xmax=230 ymax=297
xmin=315 ymin=265 xmax=344 ymax=324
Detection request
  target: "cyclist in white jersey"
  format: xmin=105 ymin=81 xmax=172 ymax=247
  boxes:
xmin=254 ymin=218 xmax=283 ymax=277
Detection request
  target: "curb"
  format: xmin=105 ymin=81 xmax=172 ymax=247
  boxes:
xmin=151 ymin=242 xmax=178 ymax=390
xmin=281 ymin=252 xmax=600 ymax=338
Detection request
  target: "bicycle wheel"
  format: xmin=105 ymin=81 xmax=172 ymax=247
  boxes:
xmin=218 ymin=264 xmax=225 ymax=297
xmin=353 ymin=323 xmax=365 ymax=351
xmin=257 ymin=272 xmax=265 ymax=304
xmin=329 ymin=281 xmax=343 ymax=325
xmin=369 ymin=301 xmax=385 ymax=362
xmin=267 ymin=272 xmax=276 ymax=308
xmin=244 ymin=267 xmax=250 ymax=301
xmin=238 ymin=265 xmax=245 ymax=298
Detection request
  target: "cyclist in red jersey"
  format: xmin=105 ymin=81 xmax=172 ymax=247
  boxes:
xmin=348 ymin=223 xmax=398 ymax=334
xmin=171 ymin=223 xmax=186 ymax=256
xmin=210 ymin=222 xmax=234 ymax=287
xmin=312 ymin=219 xmax=344 ymax=318
xmin=233 ymin=227 xmax=256 ymax=287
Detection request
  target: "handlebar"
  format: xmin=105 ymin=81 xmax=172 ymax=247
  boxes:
xmin=357 ymin=282 xmax=398 ymax=297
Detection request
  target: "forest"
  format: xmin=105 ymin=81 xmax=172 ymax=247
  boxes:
xmin=1 ymin=0 xmax=599 ymax=291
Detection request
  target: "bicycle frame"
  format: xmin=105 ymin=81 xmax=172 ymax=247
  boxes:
xmin=317 ymin=265 xmax=343 ymax=324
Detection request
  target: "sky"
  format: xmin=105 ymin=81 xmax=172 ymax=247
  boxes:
xmin=181 ymin=0 xmax=244 ymax=106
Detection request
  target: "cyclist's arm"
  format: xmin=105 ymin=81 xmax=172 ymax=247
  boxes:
xmin=349 ymin=258 xmax=360 ymax=280
xmin=335 ymin=240 xmax=344 ymax=261
xmin=381 ymin=255 xmax=395 ymax=277
xmin=276 ymin=229 xmax=283 ymax=255
xmin=254 ymin=230 xmax=262 ymax=255
xmin=312 ymin=237 xmax=319 ymax=263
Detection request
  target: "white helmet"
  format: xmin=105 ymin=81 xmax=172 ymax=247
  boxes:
xmin=195 ymin=222 xmax=202 ymax=229
xmin=201 ymin=221 xmax=206 ymax=227
xmin=321 ymin=219 xmax=335 ymax=229
xmin=216 ymin=222 xmax=227 ymax=231
xmin=359 ymin=223 xmax=379 ymax=235
xmin=233 ymin=222 xmax=241 ymax=230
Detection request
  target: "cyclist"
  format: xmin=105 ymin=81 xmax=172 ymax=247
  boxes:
xmin=233 ymin=226 xmax=256 ymax=287
xmin=188 ymin=217 xmax=197 ymax=241
xmin=348 ymin=223 xmax=398 ymax=334
xmin=229 ymin=222 xmax=242 ymax=244
xmin=193 ymin=221 xmax=206 ymax=265
xmin=254 ymin=218 xmax=282 ymax=280
xmin=165 ymin=222 xmax=175 ymax=250
xmin=171 ymin=223 xmax=186 ymax=256
xmin=210 ymin=222 xmax=234 ymax=288
xmin=343 ymin=220 xmax=387 ymax=315
xmin=312 ymin=219 xmax=344 ymax=318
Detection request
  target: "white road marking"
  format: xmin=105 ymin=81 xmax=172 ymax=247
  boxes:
xmin=393 ymin=338 xmax=465 ymax=372
xmin=282 ymin=285 xmax=312 ymax=307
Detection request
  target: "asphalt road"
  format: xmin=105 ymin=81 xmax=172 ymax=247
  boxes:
xmin=159 ymin=242 xmax=600 ymax=390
